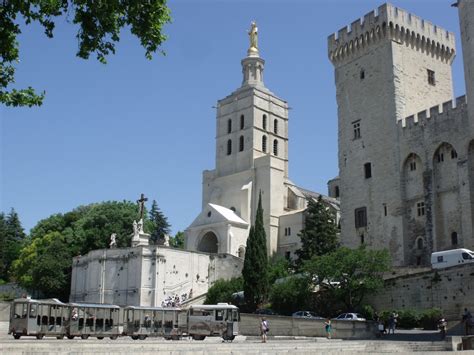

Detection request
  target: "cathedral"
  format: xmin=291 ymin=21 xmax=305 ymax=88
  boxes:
xmin=184 ymin=22 xmax=339 ymax=261
xmin=327 ymin=0 xmax=474 ymax=266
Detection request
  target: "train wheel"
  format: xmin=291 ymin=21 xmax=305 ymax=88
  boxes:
xmin=81 ymin=334 xmax=89 ymax=340
xmin=67 ymin=335 xmax=75 ymax=340
xmin=138 ymin=335 xmax=147 ymax=340
xmin=13 ymin=334 xmax=21 ymax=339
xmin=109 ymin=335 xmax=118 ymax=340
xmin=36 ymin=334 xmax=44 ymax=340
xmin=192 ymin=335 xmax=205 ymax=341
xmin=97 ymin=337 xmax=104 ymax=340
xmin=131 ymin=335 xmax=139 ymax=340
xmin=56 ymin=335 xmax=64 ymax=340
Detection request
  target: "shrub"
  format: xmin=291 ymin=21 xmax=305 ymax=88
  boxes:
xmin=359 ymin=304 xmax=375 ymax=320
xmin=396 ymin=309 xmax=420 ymax=329
xmin=269 ymin=275 xmax=311 ymax=316
xmin=420 ymin=308 xmax=443 ymax=330
xmin=205 ymin=277 xmax=243 ymax=305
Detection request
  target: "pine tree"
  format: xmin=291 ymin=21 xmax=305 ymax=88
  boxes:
xmin=296 ymin=196 xmax=339 ymax=268
xmin=0 ymin=209 xmax=26 ymax=281
xmin=242 ymin=193 xmax=269 ymax=311
xmin=149 ymin=200 xmax=171 ymax=245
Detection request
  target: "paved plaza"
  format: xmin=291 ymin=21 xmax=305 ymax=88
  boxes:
xmin=0 ymin=322 xmax=462 ymax=354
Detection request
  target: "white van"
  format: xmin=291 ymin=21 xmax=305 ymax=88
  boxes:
xmin=431 ymin=248 xmax=474 ymax=269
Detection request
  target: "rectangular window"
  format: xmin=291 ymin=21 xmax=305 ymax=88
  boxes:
xmin=384 ymin=204 xmax=387 ymax=216
xmin=417 ymin=202 xmax=425 ymax=217
xmin=355 ymin=207 xmax=367 ymax=228
xmin=437 ymin=153 xmax=444 ymax=162
xmin=427 ymin=69 xmax=436 ymax=86
xmin=364 ymin=162 xmax=372 ymax=179
xmin=353 ymin=121 xmax=361 ymax=140
xmin=410 ymin=161 xmax=417 ymax=171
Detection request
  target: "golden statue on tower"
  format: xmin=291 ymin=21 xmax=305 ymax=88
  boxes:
xmin=248 ymin=21 xmax=259 ymax=56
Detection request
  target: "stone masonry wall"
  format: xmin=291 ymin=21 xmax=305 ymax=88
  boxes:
xmin=366 ymin=263 xmax=474 ymax=321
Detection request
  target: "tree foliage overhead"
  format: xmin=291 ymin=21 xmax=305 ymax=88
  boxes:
xmin=295 ymin=196 xmax=339 ymax=268
xmin=303 ymin=246 xmax=391 ymax=312
xmin=12 ymin=200 xmax=141 ymax=300
xmin=0 ymin=208 xmax=26 ymax=282
xmin=242 ymin=192 xmax=269 ymax=311
xmin=1 ymin=0 xmax=171 ymax=107
xmin=148 ymin=199 xmax=171 ymax=245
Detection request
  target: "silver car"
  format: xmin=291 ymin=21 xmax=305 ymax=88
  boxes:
xmin=292 ymin=311 xmax=323 ymax=319
xmin=334 ymin=313 xmax=366 ymax=321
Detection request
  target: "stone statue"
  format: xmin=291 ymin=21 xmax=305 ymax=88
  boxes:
xmin=137 ymin=219 xmax=144 ymax=234
xmin=109 ymin=233 xmax=117 ymax=248
xmin=133 ymin=220 xmax=138 ymax=236
xmin=164 ymin=234 xmax=170 ymax=247
xmin=248 ymin=21 xmax=258 ymax=52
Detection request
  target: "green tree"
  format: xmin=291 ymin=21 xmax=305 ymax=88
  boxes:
xmin=148 ymin=200 xmax=171 ymax=245
xmin=12 ymin=200 xmax=139 ymax=299
xmin=170 ymin=231 xmax=185 ymax=249
xmin=242 ymin=193 xmax=269 ymax=311
xmin=0 ymin=209 xmax=27 ymax=281
xmin=205 ymin=277 xmax=243 ymax=305
xmin=268 ymin=255 xmax=292 ymax=285
xmin=295 ymin=196 xmax=339 ymax=268
xmin=1 ymin=0 xmax=171 ymax=107
xmin=303 ymin=246 xmax=391 ymax=312
xmin=269 ymin=276 xmax=312 ymax=316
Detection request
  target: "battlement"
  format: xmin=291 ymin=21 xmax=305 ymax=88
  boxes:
xmin=328 ymin=3 xmax=456 ymax=64
xmin=399 ymin=95 xmax=467 ymax=130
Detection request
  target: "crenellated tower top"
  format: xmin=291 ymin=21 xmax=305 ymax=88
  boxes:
xmin=328 ymin=3 xmax=456 ymax=65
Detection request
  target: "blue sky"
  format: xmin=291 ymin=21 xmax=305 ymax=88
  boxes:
xmin=1 ymin=0 xmax=466 ymax=235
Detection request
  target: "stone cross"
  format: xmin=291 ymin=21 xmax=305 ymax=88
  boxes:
xmin=136 ymin=193 xmax=148 ymax=220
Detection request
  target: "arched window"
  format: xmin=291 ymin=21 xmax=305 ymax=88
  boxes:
xmin=239 ymin=135 xmax=244 ymax=152
xmin=240 ymin=115 xmax=244 ymax=130
xmin=335 ymin=186 xmax=340 ymax=198
xmin=273 ymin=139 xmax=278 ymax=156
xmin=227 ymin=139 xmax=232 ymax=155
xmin=262 ymin=114 xmax=267 ymax=130
xmin=451 ymin=232 xmax=458 ymax=245
xmin=227 ymin=119 xmax=232 ymax=134
xmin=417 ymin=238 xmax=423 ymax=250
xmin=262 ymin=135 xmax=267 ymax=152
xmin=274 ymin=119 xmax=278 ymax=134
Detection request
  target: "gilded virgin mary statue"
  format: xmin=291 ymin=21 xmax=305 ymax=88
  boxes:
xmin=248 ymin=21 xmax=259 ymax=55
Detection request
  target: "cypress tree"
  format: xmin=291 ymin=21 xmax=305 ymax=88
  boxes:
xmin=242 ymin=192 xmax=269 ymax=311
xmin=296 ymin=196 xmax=339 ymax=268
xmin=149 ymin=200 xmax=171 ymax=245
xmin=0 ymin=209 xmax=26 ymax=281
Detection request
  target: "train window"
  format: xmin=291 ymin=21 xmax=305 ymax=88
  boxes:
xmin=216 ymin=310 xmax=224 ymax=321
xmin=29 ymin=304 xmax=37 ymax=318
xmin=232 ymin=310 xmax=239 ymax=322
xmin=14 ymin=303 xmax=26 ymax=318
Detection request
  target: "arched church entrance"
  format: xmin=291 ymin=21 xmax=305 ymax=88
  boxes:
xmin=198 ymin=231 xmax=218 ymax=253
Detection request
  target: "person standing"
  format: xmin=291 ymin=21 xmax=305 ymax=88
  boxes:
xmin=324 ymin=318 xmax=332 ymax=339
xmin=260 ymin=317 xmax=269 ymax=343
xmin=462 ymin=308 xmax=472 ymax=335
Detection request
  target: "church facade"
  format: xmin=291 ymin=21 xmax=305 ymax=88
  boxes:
xmin=185 ymin=25 xmax=339 ymax=261
xmin=327 ymin=1 xmax=474 ymax=266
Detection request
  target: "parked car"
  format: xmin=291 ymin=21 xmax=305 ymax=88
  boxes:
xmin=254 ymin=308 xmax=276 ymax=315
xmin=292 ymin=311 xmax=323 ymax=319
xmin=333 ymin=313 xmax=366 ymax=321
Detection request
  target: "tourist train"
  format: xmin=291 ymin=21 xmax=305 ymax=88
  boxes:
xmin=8 ymin=298 xmax=240 ymax=341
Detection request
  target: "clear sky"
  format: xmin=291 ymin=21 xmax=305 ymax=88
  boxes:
xmin=1 ymin=0 xmax=467 ymax=235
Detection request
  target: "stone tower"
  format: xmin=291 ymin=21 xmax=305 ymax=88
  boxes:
xmin=328 ymin=4 xmax=456 ymax=265
xmin=186 ymin=23 xmax=290 ymax=256
xmin=458 ymin=0 xmax=474 ymax=126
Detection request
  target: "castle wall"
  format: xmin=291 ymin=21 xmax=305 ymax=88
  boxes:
xmin=458 ymin=0 xmax=474 ymax=125
xmin=366 ymin=263 xmax=474 ymax=321
xmin=329 ymin=3 xmax=467 ymax=266
xmin=70 ymin=247 xmax=243 ymax=306
xmin=398 ymin=97 xmax=474 ymax=260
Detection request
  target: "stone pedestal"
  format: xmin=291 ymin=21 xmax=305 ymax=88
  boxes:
xmin=131 ymin=231 xmax=150 ymax=247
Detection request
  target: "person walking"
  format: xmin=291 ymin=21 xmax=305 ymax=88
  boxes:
xmin=324 ymin=318 xmax=332 ymax=339
xmin=260 ymin=317 xmax=269 ymax=343
xmin=388 ymin=312 xmax=397 ymax=334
